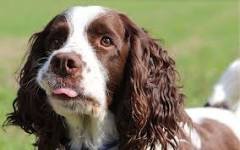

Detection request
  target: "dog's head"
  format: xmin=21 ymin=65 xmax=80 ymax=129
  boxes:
xmin=6 ymin=6 xmax=189 ymax=149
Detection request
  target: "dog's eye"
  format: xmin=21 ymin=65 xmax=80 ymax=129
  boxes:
xmin=53 ymin=39 xmax=61 ymax=46
xmin=100 ymin=36 xmax=113 ymax=47
xmin=49 ymin=39 xmax=63 ymax=50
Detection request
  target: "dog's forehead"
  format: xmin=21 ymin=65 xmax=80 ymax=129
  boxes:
xmin=63 ymin=6 xmax=108 ymax=32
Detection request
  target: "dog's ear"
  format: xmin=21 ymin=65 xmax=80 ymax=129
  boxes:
xmin=4 ymin=15 xmax=68 ymax=149
xmin=115 ymin=13 xmax=190 ymax=150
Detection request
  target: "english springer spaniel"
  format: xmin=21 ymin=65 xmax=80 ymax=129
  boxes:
xmin=5 ymin=6 xmax=240 ymax=150
xmin=206 ymin=59 xmax=240 ymax=116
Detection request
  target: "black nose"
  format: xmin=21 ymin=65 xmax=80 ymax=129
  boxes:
xmin=50 ymin=52 xmax=82 ymax=77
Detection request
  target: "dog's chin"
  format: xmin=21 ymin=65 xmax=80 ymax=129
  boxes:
xmin=48 ymin=96 xmax=105 ymax=119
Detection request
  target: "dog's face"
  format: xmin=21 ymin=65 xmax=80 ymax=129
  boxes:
xmin=37 ymin=6 xmax=129 ymax=118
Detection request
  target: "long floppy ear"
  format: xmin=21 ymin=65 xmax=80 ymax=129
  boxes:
xmin=4 ymin=16 xmax=68 ymax=149
xmin=116 ymin=14 xmax=190 ymax=150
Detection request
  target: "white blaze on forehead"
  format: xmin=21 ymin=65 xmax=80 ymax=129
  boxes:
xmin=64 ymin=6 xmax=106 ymax=45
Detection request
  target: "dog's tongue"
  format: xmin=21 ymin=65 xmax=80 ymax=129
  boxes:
xmin=52 ymin=88 xmax=78 ymax=98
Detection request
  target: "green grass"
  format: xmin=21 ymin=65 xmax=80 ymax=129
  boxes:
xmin=0 ymin=0 xmax=239 ymax=149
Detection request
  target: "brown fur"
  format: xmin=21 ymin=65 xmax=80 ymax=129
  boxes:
xmin=194 ymin=119 xmax=240 ymax=150
xmin=4 ymin=15 xmax=70 ymax=149
xmin=112 ymin=13 xmax=190 ymax=150
xmin=87 ymin=12 xmax=129 ymax=106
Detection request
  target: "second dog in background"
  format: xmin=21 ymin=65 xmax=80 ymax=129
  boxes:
xmin=206 ymin=59 xmax=240 ymax=116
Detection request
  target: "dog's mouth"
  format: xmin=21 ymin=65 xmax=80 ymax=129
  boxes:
xmin=43 ymin=75 xmax=85 ymax=101
xmin=52 ymin=88 xmax=79 ymax=100
xmin=50 ymin=87 xmax=96 ymax=104
xmin=40 ymin=72 xmax=103 ymax=105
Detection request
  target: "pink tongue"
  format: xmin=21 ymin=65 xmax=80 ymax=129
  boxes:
xmin=52 ymin=88 xmax=78 ymax=98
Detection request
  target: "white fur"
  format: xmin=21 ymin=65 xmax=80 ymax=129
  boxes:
xmin=186 ymin=107 xmax=240 ymax=140
xmin=154 ymin=107 xmax=240 ymax=150
xmin=208 ymin=59 xmax=240 ymax=115
xmin=37 ymin=6 xmax=118 ymax=149
xmin=64 ymin=6 xmax=108 ymax=111
xmin=185 ymin=107 xmax=240 ymax=150
xmin=66 ymin=111 xmax=118 ymax=150
xmin=183 ymin=124 xmax=202 ymax=149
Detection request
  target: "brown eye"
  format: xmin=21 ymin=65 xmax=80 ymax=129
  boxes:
xmin=53 ymin=39 xmax=60 ymax=46
xmin=49 ymin=39 xmax=62 ymax=50
xmin=100 ymin=36 xmax=113 ymax=47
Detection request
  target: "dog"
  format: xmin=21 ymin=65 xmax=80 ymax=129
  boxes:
xmin=5 ymin=6 xmax=240 ymax=150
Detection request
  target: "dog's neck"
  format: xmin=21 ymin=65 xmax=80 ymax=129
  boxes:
xmin=65 ymin=111 xmax=118 ymax=150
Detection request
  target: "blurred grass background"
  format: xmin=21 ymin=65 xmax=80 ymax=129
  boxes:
xmin=0 ymin=0 xmax=239 ymax=149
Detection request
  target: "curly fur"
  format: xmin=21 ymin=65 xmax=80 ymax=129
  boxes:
xmin=4 ymin=16 xmax=70 ymax=149
xmin=112 ymin=14 xmax=190 ymax=150
xmin=4 ymin=8 xmax=191 ymax=150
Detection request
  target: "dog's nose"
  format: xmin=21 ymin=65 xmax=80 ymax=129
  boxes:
xmin=50 ymin=52 xmax=82 ymax=77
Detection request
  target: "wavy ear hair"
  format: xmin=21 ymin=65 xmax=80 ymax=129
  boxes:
xmin=115 ymin=14 xmax=190 ymax=150
xmin=4 ymin=16 xmax=68 ymax=149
